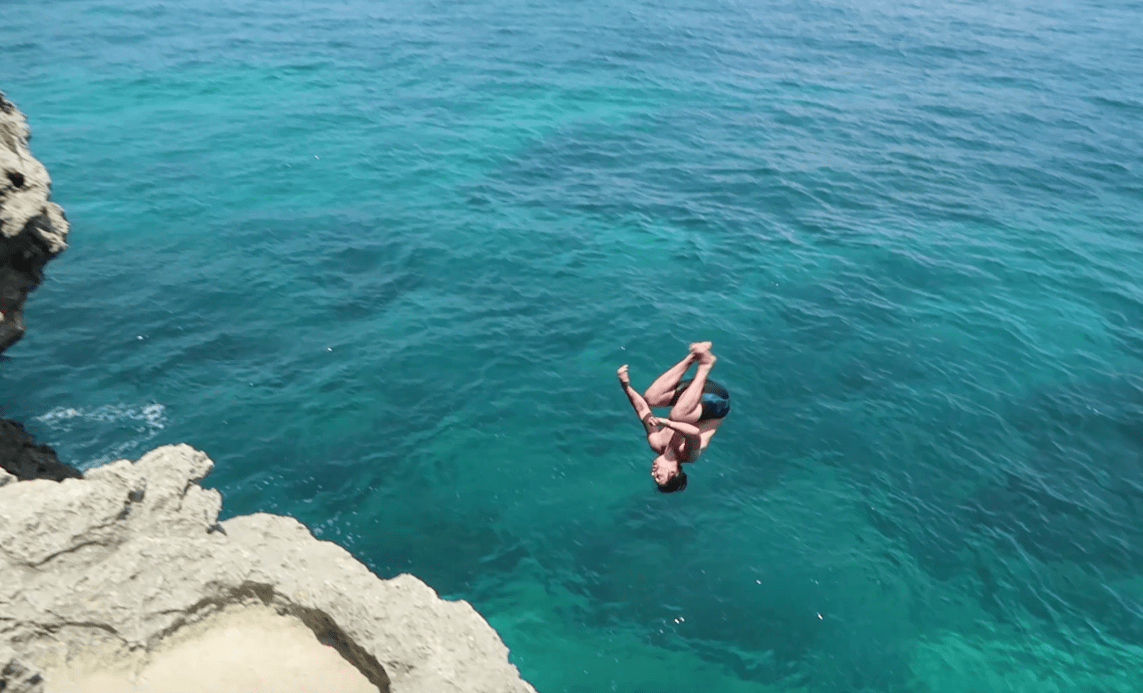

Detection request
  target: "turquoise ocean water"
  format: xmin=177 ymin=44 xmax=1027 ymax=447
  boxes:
xmin=4 ymin=0 xmax=1143 ymax=690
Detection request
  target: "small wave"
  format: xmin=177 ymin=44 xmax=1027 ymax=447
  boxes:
xmin=35 ymin=403 xmax=167 ymax=431
xmin=32 ymin=403 xmax=169 ymax=469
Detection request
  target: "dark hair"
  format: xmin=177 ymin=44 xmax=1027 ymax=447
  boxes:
xmin=657 ymin=470 xmax=688 ymax=493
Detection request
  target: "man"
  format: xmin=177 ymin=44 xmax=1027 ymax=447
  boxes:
xmin=617 ymin=341 xmax=731 ymax=492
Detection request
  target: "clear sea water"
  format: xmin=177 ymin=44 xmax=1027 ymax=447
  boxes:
xmin=4 ymin=0 xmax=1143 ymax=690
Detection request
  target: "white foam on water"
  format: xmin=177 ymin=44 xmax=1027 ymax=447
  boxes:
xmin=36 ymin=403 xmax=167 ymax=431
xmin=34 ymin=403 xmax=169 ymax=468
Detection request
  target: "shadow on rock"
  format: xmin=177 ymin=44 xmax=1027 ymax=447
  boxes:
xmin=0 ymin=419 xmax=80 ymax=481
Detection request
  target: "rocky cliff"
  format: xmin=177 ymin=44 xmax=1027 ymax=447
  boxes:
xmin=0 ymin=91 xmax=69 ymax=355
xmin=0 ymin=445 xmax=537 ymax=693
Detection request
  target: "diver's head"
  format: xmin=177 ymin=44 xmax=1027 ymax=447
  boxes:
xmin=651 ymin=456 xmax=687 ymax=493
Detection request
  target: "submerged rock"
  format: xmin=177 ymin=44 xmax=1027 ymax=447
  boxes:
xmin=0 ymin=92 xmax=69 ymax=355
xmin=0 ymin=445 xmax=536 ymax=693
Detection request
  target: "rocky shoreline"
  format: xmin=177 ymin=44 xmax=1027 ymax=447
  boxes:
xmin=1 ymin=446 xmax=535 ymax=693
xmin=0 ymin=94 xmax=536 ymax=692
xmin=0 ymin=419 xmax=80 ymax=483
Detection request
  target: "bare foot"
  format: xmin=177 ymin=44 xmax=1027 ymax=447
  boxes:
xmin=689 ymin=341 xmax=712 ymax=356
xmin=617 ymin=364 xmax=631 ymax=385
xmin=699 ymin=351 xmax=717 ymax=366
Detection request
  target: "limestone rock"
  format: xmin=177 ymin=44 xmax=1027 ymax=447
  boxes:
xmin=0 ymin=444 xmax=536 ymax=693
xmin=0 ymin=92 xmax=69 ymax=354
xmin=0 ymin=419 xmax=81 ymax=481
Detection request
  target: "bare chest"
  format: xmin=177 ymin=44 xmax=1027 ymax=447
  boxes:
xmin=652 ymin=428 xmax=698 ymax=462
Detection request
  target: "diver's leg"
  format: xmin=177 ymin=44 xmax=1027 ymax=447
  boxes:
xmin=643 ymin=353 xmax=696 ymax=407
xmin=669 ymin=351 xmax=716 ymax=423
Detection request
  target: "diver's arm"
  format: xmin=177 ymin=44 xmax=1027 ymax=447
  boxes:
xmin=618 ymin=366 xmax=652 ymax=423
xmin=655 ymin=418 xmax=702 ymax=456
xmin=655 ymin=418 xmax=701 ymax=438
xmin=619 ymin=366 xmax=666 ymax=451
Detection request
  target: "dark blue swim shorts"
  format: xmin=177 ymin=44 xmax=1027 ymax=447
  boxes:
xmin=670 ymin=378 xmax=731 ymax=421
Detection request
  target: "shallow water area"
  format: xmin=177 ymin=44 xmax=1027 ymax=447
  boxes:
xmin=3 ymin=0 xmax=1143 ymax=690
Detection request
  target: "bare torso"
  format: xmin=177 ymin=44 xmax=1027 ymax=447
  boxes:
xmin=645 ymin=418 xmax=724 ymax=463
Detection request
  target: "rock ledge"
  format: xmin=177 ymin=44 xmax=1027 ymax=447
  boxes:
xmin=0 ymin=445 xmax=536 ymax=693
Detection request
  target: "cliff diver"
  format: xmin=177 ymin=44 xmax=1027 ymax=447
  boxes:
xmin=617 ymin=341 xmax=730 ymax=493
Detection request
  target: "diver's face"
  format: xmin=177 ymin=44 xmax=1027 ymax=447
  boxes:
xmin=651 ymin=457 xmax=678 ymax=486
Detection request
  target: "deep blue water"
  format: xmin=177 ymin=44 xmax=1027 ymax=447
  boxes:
xmin=4 ymin=0 xmax=1143 ymax=690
